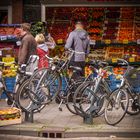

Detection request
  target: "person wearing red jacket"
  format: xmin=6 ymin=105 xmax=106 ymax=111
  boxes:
xmin=35 ymin=33 xmax=55 ymax=69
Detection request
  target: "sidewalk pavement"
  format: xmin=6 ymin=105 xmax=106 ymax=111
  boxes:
xmin=0 ymin=100 xmax=140 ymax=139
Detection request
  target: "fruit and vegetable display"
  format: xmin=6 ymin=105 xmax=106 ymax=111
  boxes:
xmin=105 ymin=46 xmax=125 ymax=62
xmin=88 ymin=8 xmax=104 ymax=40
xmin=0 ymin=25 xmax=18 ymax=97
xmin=48 ymin=22 xmax=70 ymax=43
xmin=45 ymin=7 xmax=140 ymax=44
xmin=2 ymin=67 xmax=17 ymax=77
xmin=124 ymin=46 xmax=140 ymax=62
xmin=118 ymin=8 xmax=134 ymax=41
xmin=105 ymin=46 xmax=140 ymax=63
xmin=0 ymin=107 xmax=21 ymax=121
xmin=44 ymin=7 xmax=140 ymax=65
xmin=0 ymin=107 xmax=21 ymax=126
xmin=134 ymin=10 xmax=140 ymax=40
xmin=103 ymin=7 xmax=120 ymax=40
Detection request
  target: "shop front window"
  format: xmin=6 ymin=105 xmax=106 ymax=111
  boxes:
xmin=0 ymin=10 xmax=8 ymax=24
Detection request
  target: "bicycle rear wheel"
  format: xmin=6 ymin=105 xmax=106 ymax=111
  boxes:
xmin=16 ymin=79 xmax=46 ymax=113
xmin=124 ymin=93 xmax=140 ymax=115
xmin=104 ymin=89 xmax=129 ymax=125
xmin=73 ymin=81 xmax=96 ymax=117
xmin=29 ymin=68 xmax=62 ymax=105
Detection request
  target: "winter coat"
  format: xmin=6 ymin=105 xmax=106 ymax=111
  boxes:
xmin=18 ymin=33 xmax=37 ymax=65
xmin=65 ymin=29 xmax=90 ymax=62
xmin=37 ymin=43 xmax=49 ymax=69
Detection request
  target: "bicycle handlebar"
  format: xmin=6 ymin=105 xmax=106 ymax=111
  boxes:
xmin=45 ymin=55 xmax=54 ymax=61
xmin=117 ymin=58 xmax=129 ymax=66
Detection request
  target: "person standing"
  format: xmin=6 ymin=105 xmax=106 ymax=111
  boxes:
xmin=18 ymin=23 xmax=37 ymax=65
xmin=65 ymin=21 xmax=90 ymax=78
xmin=35 ymin=33 xmax=56 ymax=69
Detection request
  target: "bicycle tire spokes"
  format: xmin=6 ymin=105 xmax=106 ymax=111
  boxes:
xmin=105 ymin=89 xmax=129 ymax=125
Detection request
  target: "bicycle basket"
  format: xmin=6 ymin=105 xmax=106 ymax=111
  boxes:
xmin=125 ymin=67 xmax=140 ymax=88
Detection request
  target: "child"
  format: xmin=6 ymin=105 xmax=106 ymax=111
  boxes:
xmin=35 ymin=33 xmax=55 ymax=69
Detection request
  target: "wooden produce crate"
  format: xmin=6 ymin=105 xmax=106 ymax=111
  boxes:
xmin=105 ymin=47 xmax=124 ymax=61
xmin=0 ymin=107 xmax=22 ymax=126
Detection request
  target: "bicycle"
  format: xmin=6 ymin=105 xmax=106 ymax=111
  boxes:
xmin=73 ymin=60 xmax=118 ymax=118
xmin=0 ymin=61 xmax=30 ymax=107
xmin=104 ymin=59 xmax=140 ymax=125
xmin=15 ymin=55 xmax=48 ymax=113
xmin=27 ymin=49 xmax=94 ymax=114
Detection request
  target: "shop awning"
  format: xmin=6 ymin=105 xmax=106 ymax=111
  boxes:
xmin=40 ymin=0 xmax=140 ymax=7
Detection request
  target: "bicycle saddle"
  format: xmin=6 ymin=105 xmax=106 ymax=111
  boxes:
xmin=69 ymin=66 xmax=82 ymax=71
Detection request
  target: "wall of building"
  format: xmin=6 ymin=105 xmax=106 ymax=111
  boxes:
xmin=12 ymin=0 xmax=23 ymax=23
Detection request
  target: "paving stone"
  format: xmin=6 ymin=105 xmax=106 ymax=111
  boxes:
xmin=0 ymin=100 xmax=140 ymax=138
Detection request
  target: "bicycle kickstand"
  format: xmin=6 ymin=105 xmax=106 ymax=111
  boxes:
xmin=58 ymin=99 xmax=64 ymax=111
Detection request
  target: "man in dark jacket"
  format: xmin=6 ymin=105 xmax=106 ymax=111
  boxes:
xmin=18 ymin=23 xmax=37 ymax=65
xmin=65 ymin=21 xmax=90 ymax=78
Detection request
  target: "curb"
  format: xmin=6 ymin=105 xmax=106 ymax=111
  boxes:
xmin=0 ymin=126 xmax=140 ymax=138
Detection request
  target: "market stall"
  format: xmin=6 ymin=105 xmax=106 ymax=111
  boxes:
xmin=40 ymin=0 xmax=140 ymax=92
xmin=0 ymin=22 xmax=47 ymax=99
xmin=45 ymin=7 xmax=140 ymax=62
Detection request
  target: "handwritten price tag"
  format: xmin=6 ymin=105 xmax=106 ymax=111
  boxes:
xmin=137 ymin=39 xmax=140 ymax=44
xmin=123 ymin=39 xmax=129 ymax=44
xmin=112 ymin=58 xmax=117 ymax=63
xmin=129 ymin=57 xmax=135 ymax=62
xmin=0 ymin=36 xmax=7 ymax=41
xmin=105 ymin=39 xmax=111 ymax=44
xmin=2 ymin=57 xmax=15 ymax=63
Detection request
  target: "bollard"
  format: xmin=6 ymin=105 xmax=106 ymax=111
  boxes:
xmin=83 ymin=114 xmax=93 ymax=125
xmin=24 ymin=103 xmax=39 ymax=123
xmin=25 ymin=110 xmax=34 ymax=123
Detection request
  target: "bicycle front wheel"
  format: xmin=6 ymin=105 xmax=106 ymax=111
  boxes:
xmin=104 ymin=89 xmax=129 ymax=125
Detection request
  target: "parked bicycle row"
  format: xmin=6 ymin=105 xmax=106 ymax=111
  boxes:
xmin=1 ymin=49 xmax=140 ymax=125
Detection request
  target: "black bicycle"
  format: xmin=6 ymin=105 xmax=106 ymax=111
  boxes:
xmin=27 ymin=49 xmax=94 ymax=114
xmin=73 ymin=60 xmax=117 ymax=118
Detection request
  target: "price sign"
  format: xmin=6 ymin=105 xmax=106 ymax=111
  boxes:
xmin=0 ymin=36 xmax=7 ymax=41
xmin=2 ymin=57 xmax=15 ymax=63
xmin=103 ymin=27 xmax=107 ymax=30
xmin=129 ymin=57 xmax=135 ymax=62
xmin=90 ymin=40 xmax=96 ymax=45
xmin=123 ymin=39 xmax=129 ymax=44
xmin=57 ymin=39 xmax=63 ymax=44
xmin=105 ymin=39 xmax=111 ymax=44
xmin=137 ymin=39 xmax=140 ymax=44
xmin=104 ymin=20 xmax=108 ymax=24
xmin=112 ymin=58 xmax=117 ymax=63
